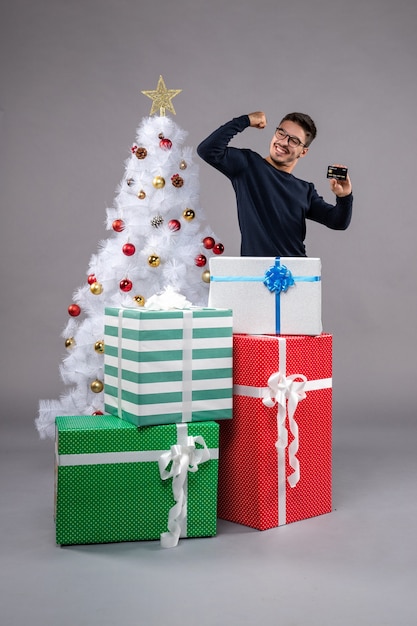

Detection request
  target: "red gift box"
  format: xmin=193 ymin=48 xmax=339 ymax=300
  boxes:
xmin=217 ymin=333 xmax=332 ymax=530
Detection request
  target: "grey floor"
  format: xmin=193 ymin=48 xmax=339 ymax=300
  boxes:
xmin=1 ymin=410 xmax=416 ymax=626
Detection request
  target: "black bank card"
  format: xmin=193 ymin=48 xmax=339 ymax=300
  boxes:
xmin=327 ymin=165 xmax=348 ymax=181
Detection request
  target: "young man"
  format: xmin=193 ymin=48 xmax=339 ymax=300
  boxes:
xmin=197 ymin=111 xmax=353 ymax=257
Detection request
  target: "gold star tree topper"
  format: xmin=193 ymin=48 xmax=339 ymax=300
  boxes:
xmin=142 ymin=75 xmax=182 ymax=116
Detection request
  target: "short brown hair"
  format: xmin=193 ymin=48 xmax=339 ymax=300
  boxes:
xmin=280 ymin=112 xmax=317 ymax=147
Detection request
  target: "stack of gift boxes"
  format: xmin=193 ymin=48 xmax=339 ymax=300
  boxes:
xmin=54 ymin=257 xmax=332 ymax=547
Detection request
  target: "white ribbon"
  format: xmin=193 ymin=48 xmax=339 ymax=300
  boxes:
xmin=158 ymin=424 xmax=210 ymax=548
xmin=117 ymin=309 xmax=124 ymax=417
xmin=181 ymin=310 xmax=193 ymax=422
xmin=262 ymin=371 xmax=307 ymax=489
xmin=144 ymin=285 xmax=192 ymax=310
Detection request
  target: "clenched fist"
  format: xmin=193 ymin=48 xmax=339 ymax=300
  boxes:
xmin=248 ymin=111 xmax=267 ymax=129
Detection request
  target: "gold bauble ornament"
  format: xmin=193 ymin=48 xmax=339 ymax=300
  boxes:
xmin=133 ymin=295 xmax=145 ymax=307
xmin=94 ymin=340 xmax=105 ymax=354
xmin=202 ymin=270 xmax=211 ymax=284
xmin=90 ymin=281 xmax=103 ymax=295
xmin=152 ymin=176 xmax=165 ymax=189
xmin=65 ymin=337 xmax=75 ymax=349
xmin=90 ymin=379 xmax=104 ymax=393
xmin=148 ymin=254 xmax=161 ymax=267
xmin=138 ymin=190 xmax=146 ymax=200
xmin=179 ymin=160 xmax=187 ymax=170
xmin=183 ymin=208 xmax=195 ymax=221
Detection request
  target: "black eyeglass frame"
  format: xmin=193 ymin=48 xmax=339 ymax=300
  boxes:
xmin=274 ymin=127 xmax=307 ymax=148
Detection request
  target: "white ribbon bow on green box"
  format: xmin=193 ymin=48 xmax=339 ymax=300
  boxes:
xmin=158 ymin=423 xmax=211 ymax=548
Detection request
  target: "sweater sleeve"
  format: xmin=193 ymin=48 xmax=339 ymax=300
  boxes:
xmin=307 ymin=186 xmax=353 ymax=230
xmin=197 ymin=115 xmax=251 ymax=178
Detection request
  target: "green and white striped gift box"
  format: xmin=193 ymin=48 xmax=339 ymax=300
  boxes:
xmin=104 ymin=307 xmax=233 ymax=427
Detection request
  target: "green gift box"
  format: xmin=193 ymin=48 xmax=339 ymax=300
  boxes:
xmin=103 ymin=307 xmax=233 ymax=427
xmin=55 ymin=415 xmax=219 ymax=547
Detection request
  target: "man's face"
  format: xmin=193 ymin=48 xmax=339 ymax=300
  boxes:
xmin=267 ymin=120 xmax=309 ymax=172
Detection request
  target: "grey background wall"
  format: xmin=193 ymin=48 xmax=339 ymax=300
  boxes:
xmin=1 ymin=0 xmax=416 ymax=430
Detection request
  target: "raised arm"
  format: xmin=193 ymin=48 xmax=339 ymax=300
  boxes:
xmin=197 ymin=115 xmax=252 ymax=178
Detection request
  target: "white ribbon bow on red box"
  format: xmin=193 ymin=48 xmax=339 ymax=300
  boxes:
xmin=262 ymin=371 xmax=307 ymax=488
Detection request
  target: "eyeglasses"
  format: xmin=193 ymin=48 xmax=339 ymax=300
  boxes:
xmin=275 ymin=127 xmax=306 ymax=148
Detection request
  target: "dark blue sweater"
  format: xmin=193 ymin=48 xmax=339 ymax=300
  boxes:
xmin=197 ymin=115 xmax=353 ymax=257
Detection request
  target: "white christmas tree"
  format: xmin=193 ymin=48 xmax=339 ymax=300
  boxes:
xmin=36 ymin=76 xmax=224 ymax=439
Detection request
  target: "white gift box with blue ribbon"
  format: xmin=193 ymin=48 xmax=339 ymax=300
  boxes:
xmin=208 ymin=257 xmax=322 ymax=336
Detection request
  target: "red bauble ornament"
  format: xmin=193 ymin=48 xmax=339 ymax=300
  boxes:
xmin=202 ymin=236 xmax=215 ymax=249
xmin=92 ymin=411 xmax=104 ymax=416
xmin=87 ymin=273 xmax=97 ymax=285
xmin=120 ymin=278 xmax=133 ymax=292
xmin=68 ymin=303 xmax=81 ymax=317
xmin=195 ymin=254 xmax=207 ymax=267
xmin=112 ymin=219 xmax=125 ymax=232
xmin=168 ymin=219 xmax=181 ymax=232
xmin=213 ymin=243 xmax=225 ymax=255
xmin=159 ymin=137 xmax=172 ymax=150
xmin=122 ymin=242 xmax=136 ymax=256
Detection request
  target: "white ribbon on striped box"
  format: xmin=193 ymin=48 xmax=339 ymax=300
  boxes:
xmin=233 ymin=336 xmax=332 ymax=526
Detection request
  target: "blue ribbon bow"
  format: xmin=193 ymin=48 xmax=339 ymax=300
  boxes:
xmin=263 ymin=263 xmax=295 ymax=294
